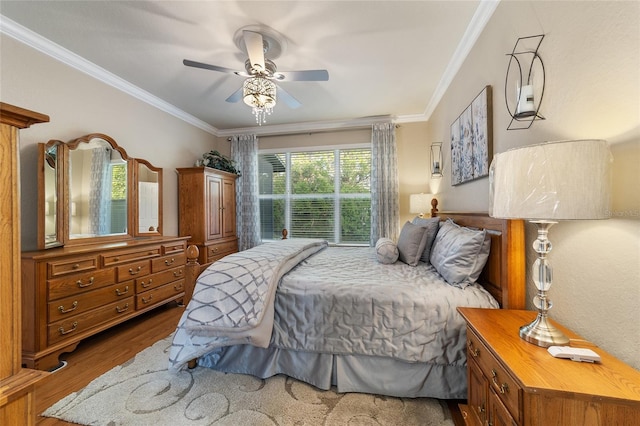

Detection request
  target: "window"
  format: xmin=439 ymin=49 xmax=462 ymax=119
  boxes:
xmin=259 ymin=146 xmax=371 ymax=244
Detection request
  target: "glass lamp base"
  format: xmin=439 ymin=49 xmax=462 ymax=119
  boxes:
xmin=519 ymin=314 xmax=570 ymax=347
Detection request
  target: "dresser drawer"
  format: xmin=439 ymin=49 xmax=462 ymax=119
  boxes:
xmin=467 ymin=329 xmax=521 ymax=421
xmin=102 ymin=247 xmax=160 ymax=267
xmin=47 ymin=268 xmax=116 ymax=301
xmin=206 ymin=240 xmax=237 ymax=261
xmin=136 ymin=279 xmax=185 ymax=310
xmin=47 ymin=256 xmax=98 ymax=278
xmin=152 ymin=252 xmax=186 ymax=273
xmin=116 ymin=260 xmax=151 ymax=281
xmin=48 ymin=297 xmax=134 ymax=345
xmin=47 ymin=281 xmax=133 ymax=323
xmin=162 ymin=241 xmax=186 ymax=255
xmin=135 ymin=266 xmax=185 ymax=293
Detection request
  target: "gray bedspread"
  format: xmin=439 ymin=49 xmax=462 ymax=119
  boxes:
xmin=271 ymin=246 xmax=499 ymax=366
xmin=169 ymin=240 xmax=499 ymax=374
xmin=168 ymin=238 xmax=328 ymax=372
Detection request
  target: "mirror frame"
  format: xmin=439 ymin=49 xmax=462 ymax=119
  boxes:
xmin=133 ymin=158 xmax=163 ymax=237
xmin=37 ymin=132 xmax=164 ymax=249
xmin=37 ymin=140 xmax=65 ymax=249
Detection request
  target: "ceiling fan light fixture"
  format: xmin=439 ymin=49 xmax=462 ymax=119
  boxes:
xmin=243 ymin=76 xmax=276 ymax=125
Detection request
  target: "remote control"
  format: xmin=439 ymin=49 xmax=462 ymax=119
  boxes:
xmin=547 ymin=346 xmax=601 ymax=363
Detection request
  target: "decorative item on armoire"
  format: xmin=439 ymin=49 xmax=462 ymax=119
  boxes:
xmin=195 ymin=150 xmax=241 ymax=175
xmin=504 ymin=34 xmax=546 ymax=130
xmin=489 ymin=139 xmax=612 ymax=347
xmin=450 ymin=85 xmax=492 ymax=186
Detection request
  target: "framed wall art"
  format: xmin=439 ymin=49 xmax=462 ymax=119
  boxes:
xmin=450 ymin=85 xmax=493 ymax=186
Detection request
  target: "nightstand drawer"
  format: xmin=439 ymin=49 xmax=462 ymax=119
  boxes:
xmin=467 ymin=329 xmax=521 ymax=421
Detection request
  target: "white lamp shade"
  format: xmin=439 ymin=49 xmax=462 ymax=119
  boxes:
xmin=489 ymin=140 xmax=612 ymax=220
xmin=410 ymin=193 xmax=433 ymax=214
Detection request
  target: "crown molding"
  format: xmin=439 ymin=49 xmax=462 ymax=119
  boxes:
xmin=0 ymin=15 xmax=219 ymax=135
xmin=423 ymin=0 xmax=500 ymax=119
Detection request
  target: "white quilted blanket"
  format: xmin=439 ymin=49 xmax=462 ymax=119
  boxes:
xmin=168 ymin=238 xmax=327 ymax=372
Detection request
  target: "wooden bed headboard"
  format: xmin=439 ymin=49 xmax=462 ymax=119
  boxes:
xmin=436 ymin=212 xmax=526 ymax=309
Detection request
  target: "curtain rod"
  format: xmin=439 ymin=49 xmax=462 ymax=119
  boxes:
xmin=226 ymin=124 xmax=400 ymax=141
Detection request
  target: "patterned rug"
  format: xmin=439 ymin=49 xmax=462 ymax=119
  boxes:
xmin=43 ymin=334 xmax=455 ymax=425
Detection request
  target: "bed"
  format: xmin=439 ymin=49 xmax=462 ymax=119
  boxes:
xmin=169 ymin=212 xmax=525 ymax=399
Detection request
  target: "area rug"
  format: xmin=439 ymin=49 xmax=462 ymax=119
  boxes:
xmin=43 ymin=334 xmax=455 ymax=425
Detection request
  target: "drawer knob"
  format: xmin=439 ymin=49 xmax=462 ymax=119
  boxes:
xmin=116 ymin=286 xmax=130 ymax=296
xmin=468 ymin=340 xmax=480 ymax=357
xmin=58 ymin=301 xmax=78 ymax=314
xmin=113 ymin=257 xmax=120 ymax=262
xmin=142 ymin=295 xmax=153 ymax=304
xmin=165 ymin=258 xmax=175 ymax=266
xmin=491 ymin=369 xmax=509 ymax=394
xmin=72 ymin=263 xmax=80 ymax=270
xmin=129 ymin=266 xmax=143 ymax=275
xmin=173 ymin=269 xmax=183 ymax=277
xmin=116 ymin=303 xmax=129 ymax=313
xmin=76 ymin=277 xmax=95 ymax=288
xmin=58 ymin=321 xmax=78 ymax=335
xmin=174 ymin=283 xmax=184 ymax=291
xmin=141 ymin=279 xmax=153 ymax=288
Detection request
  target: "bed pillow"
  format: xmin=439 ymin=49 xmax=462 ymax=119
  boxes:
xmin=397 ymin=221 xmax=429 ymax=266
xmin=430 ymin=219 xmax=491 ymax=288
xmin=375 ymin=237 xmax=399 ymax=264
xmin=411 ymin=216 xmax=440 ymax=264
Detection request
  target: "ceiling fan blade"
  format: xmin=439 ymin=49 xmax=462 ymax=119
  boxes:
xmin=183 ymin=59 xmax=237 ymax=74
xmin=272 ymin=69 xmax=329 ymax=82
xmin=225 ymin=87 xmax=243 ymax=103
xmin=276 ymin=84 xmax=302 ymax=109
xmin=243 ymin=30 xmax=266 ymax=72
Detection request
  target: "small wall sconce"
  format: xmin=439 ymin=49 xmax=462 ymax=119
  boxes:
xmin=505 ymin=34 xmax=546 ymax=130
xmin=430 ymin=142 xmax=443 ymax=177
xmin=410 ymin=193 xmax=439 ymax=217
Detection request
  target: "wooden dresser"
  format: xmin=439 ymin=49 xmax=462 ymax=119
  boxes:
xmin=21 ymin=236 xmax=191 ymax=371
xmin=177 ymin=167 xmax=238 ymax=269
xmin=458 ymin=308 xmax=640 ymax=426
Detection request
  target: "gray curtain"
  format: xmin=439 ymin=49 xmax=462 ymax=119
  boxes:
xmin=231 ymin=134 xmax=262 ymax=251
xmin=370 ymin=122 xmax=399 ymax=245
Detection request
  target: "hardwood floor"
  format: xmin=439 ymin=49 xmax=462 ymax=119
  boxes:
xmin=33 ymin=301 xmax=466 ymax=426
xmin=35 ymin=302 xmax=185 ymax=425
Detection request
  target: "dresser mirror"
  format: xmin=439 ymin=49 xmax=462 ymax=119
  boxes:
xmin=134 ymin=158 xmax=162 ymax=236
xmin=37 ymin=140 xmax=64 ymax=249
xmin=37 ymin=133 xmax=163 ymax=248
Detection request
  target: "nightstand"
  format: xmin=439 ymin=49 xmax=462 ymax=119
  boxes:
xmin=457 ymin=308 xmax=640 ymax=426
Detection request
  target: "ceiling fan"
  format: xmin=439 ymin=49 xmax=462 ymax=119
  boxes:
xmin=183 ymin=26 xmax=329 ymax=125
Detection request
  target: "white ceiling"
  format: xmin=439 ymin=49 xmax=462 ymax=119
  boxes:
xmin=0 ymin=1 xmax=497 ymax=136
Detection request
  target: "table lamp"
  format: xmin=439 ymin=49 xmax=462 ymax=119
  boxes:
xmin=489 ymin=139 xmax=612 ymax=347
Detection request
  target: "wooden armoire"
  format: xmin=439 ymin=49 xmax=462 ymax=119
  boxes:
xmin=176 ymin=167 xmax=238 ymax=269
xmin=0 ymin=102 xmax=50 ymax=425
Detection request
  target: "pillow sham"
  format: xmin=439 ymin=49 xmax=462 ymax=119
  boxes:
xmin=411 ymin=216 xmax=440 ymax=264
xmin=375 ymin=237 xmax=399 ymax=264
xmin=430 ymin=219 xmax=491 ymax=288
xmin=397 ymin=221 xmax=429 ymax=266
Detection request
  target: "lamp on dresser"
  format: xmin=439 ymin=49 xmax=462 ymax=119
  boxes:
xmin=489 ymin=139 xmax=612 ymax=347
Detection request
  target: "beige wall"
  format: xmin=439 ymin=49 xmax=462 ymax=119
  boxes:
xmin=1 ymin=35 xmax=222 ymax=249
xmin=426 ymin=1 xmax=639 ymax=369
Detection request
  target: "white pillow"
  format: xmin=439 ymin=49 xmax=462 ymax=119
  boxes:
xmin=430 ymin=219 xmax=491 ymax=287
xmin=375 ymin=237 xmax=399 ymax=264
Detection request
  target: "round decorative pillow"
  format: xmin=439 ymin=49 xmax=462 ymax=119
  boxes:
xmin=375 ymin=237 xmax=399 ymax=264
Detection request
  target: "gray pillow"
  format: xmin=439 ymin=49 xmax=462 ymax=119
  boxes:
xmin=397 ymin=221 xmax=429 ymax=266
xmin=411 ymin=216 xmax=440 ymax=264
xmin=430 ymin=219 xmax=491 ymax=288
xmin=375 ymin=237 xmax=399 ymax=264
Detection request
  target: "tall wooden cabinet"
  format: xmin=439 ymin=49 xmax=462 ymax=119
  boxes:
xmin=0 ymin=103 xmax=50 ymax=425
xmin=177 ymin=167 xmax=238 ymax=269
